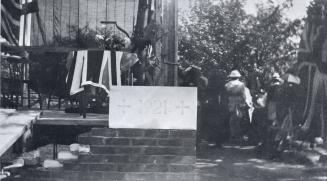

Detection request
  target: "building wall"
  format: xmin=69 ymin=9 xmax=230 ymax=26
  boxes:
xmin=31 ymin=0 xmax=139 ymax=46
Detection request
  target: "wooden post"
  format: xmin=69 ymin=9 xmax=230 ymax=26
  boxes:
xmin=23 ymin=61 xmax=30 ymax=108
xmin=18 ymin=0 xmax=33 ymax=108
xmin=0 ymin=57 xmax=2 ymax=107
xmin=154 ymin=0 xmax=163 ymax=86
xmin=82 ymin=89 xmax=87 ymax=118
xmin=161 ymin=0 xmax=169 ymax=85
xmin=172 ymin=0 xmax=178 ymax=86
xmin=161 ymin=0 xmax=178 ymax=86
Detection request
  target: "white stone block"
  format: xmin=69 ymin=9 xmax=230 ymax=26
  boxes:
xmin=57 ymin=151 xmax=78 ymax=161
xmin=43 ymin=159 xmax=63 ymax=168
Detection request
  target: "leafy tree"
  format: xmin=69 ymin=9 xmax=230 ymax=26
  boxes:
xmin=179 ymin=0 xmax=302 ymax=89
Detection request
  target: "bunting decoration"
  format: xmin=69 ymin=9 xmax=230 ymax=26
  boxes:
xmin=1 ymin=0 xmax=41 ymax=47
xmin=1 ymin=0 xmax=22 ymax=45
xmin=297 ymin=2 xmax=327 ymax=134
xmin=68 ymin=50 xmax=138 ymax=96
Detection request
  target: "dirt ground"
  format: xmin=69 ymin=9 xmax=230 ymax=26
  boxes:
xmin=196 ymin=143 xmax=327 ymax=181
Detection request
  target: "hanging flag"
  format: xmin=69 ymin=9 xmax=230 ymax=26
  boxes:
xmin=298 ymin=2 xmax=327 ymax=73
xmin=1 ymin=0 xmax=39 ymax=46
xmin=68 ymin=50 xmax=137 ymax=96
xmin=297 ymin=2 xmax=327 ymax=131
xmin=1 ymin=0 xmax=21 ymax=45
xmin=19 ymin=0 xmax=37 ymax=46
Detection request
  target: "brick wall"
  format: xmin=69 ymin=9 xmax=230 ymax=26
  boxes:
xmin=76 ymin=128 xmax=196 ymax=174
xmin=4 ymin=128 xmax=218 ymax=181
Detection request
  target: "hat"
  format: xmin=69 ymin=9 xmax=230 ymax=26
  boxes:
xmin=228 ymin=70 xmax=242 ymax=78
xmin=283 ymin=73 xmax=300 ymax=85
xmin=272 ymin=72 xmax=280 ymax=79
xmin=272 ymin=72 xmax=283 ymax=83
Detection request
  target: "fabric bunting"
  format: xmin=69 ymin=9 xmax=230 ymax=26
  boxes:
xmin=68 ymin=50 xmax=138 ymax=96
xmin=297 ymin=3 xmax=327 ymax=132
xmin=1 ymin=0 xmax=21 ymax=45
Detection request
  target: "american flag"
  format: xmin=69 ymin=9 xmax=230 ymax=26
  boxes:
xmin=67 ymin=50 xmax=138 ymax=96
xmin=297 ymin=2 xmax=327 ymax=132
xmin=1 ymin=0 xmax=39 ymax=46
xmin=1 ymin=0 xmax=21 ymax=45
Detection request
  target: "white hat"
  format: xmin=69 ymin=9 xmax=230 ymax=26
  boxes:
xmin=272 ymin=72 xmax=281 ymax=79
xmin=228 ymin=70 xmax=242 ymax=78
xmin=272 ymin=72 xmax=283 ymax=83
xmin=283 ymin=73 xmax=300 ymax=85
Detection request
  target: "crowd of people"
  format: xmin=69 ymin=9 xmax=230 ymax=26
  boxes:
xmin=194 ymin=68 xmax=304 ymax=156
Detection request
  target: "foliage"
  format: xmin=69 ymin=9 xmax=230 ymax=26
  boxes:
xmin=178 ymin=0 xmax=303 ymax=87
xmin=54 ymin=25 xmax=126 ymax=50
xmin=94 ymin=28 xmax=126 ymax=50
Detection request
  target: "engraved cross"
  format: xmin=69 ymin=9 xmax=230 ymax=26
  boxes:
xmin=117 ymin=99 xmax=131 ymax=114
xmin=176 ymin=100 xmax=190 ymax=115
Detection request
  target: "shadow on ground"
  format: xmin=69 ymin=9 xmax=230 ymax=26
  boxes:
xmin=196 ymin=143 xmax=327 ymax=181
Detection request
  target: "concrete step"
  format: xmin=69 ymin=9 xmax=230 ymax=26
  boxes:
xmin=89 ymin=145 xmax=196 ymax=156
xmin=78 ymin=136 xmax=195 ymax=147
xmin=64 ymin=162 xmax=194 ymax=172
xmin=78 ymin=154 xmax=195 ymax=164
xmin=5 ymin=169 xmax=216 ymax=181
xmin=90 ymin=128 xmax=196 ymax=139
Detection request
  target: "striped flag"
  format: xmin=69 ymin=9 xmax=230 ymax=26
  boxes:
xmin=297 ymin=2 xmax=327 ymax=132
xmin=1 ymin=0 xmax=39 ymax=46
xmin=68 ymin=50 xmax=138 ymax=96
xmin=1 ymin=0 xmax=21 ymax=45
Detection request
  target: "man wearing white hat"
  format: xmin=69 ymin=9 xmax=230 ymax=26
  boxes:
xmin=225 ymin=70 xmax=253 ymax=141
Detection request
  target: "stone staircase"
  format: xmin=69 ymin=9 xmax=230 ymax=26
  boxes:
xmin=5 ymin=128 xmax=215 ymax=181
